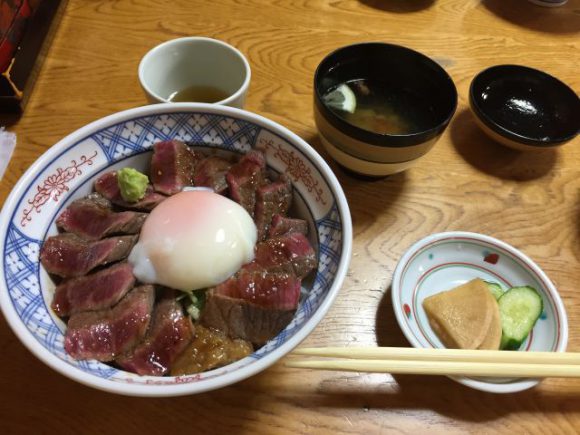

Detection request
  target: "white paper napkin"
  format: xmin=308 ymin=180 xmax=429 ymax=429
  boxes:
xmin=0 ymin=127 xmax=17 ymax=180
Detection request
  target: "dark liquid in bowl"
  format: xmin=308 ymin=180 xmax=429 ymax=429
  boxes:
xmin=168 ymin=85 xmax=230 ymax=103
xmin=324 ymin=79 xmax=437 ymax=135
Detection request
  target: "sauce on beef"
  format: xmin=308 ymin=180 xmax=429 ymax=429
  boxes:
xmin=170 ymin=325 xmax=253 ymax=375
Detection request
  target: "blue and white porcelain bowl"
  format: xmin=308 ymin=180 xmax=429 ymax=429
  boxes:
xmin=0 ymin=103 xmax=352 ymax=397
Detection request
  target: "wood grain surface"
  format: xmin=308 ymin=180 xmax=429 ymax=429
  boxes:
xmin=1 ymin=0 xmax=579 ymax=433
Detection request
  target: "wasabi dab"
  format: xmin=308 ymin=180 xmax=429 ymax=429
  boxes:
xmin=117 ymin=167 xmax=149 ymax=202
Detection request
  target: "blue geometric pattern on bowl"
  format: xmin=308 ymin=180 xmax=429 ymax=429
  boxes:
xmin=93 ymin=113 xmax=260 ymax=162
xmin=5 ymin=225 xmax=45 ymax=340
xmin=3 ymin=111 xmax=344 ymax=383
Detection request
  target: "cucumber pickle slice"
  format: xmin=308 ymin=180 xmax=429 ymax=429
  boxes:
xmin=498 ymin=286 xmax=543 ymax=350
xmin=485 ymin=281 xmax=505 ymax=301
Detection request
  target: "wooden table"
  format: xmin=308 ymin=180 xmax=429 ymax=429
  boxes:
xmin=1 ymin=0 xmax=579 ymax=433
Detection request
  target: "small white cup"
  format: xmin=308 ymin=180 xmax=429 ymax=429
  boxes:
xmin=139 ymin=37 xmax=251 ymax=108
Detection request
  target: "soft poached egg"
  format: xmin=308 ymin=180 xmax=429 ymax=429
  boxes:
xmin=129 ymin=190 xmax=257 ymax=292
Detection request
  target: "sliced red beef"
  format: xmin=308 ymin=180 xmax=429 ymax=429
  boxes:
xmin=150 ymin=140 xmax=200 ymax=195
xmin=56 ymin=195 xmax=147 ymax=241
xmin=268 ymin=214 xmax=309 ymax=238
xmin=254 ymin=175 xmax=292 ymax=241
xmin=253 ymin=232 xmax=317 ymax=279
xmin=80 ymin=192 xmax=111 ymax=209
xmin=225 ymin=150 xmax=266 ymax=216
xmin=94 ymin=171 xmax=166 ymax=211
xmin=214 ymin=268 xmax=301 ymax=311
xmin=116 ymin=297 xmax=194 ymax=376
xmin=199 ymin=262 xmax=301 ymax=345
xmin=200 ymin=291 xmax=296 ymax=346
xmin=64 ymin=285 xmax=154 ymax=361
xmin=52 ymin=262 xmax=136 ymax=317
xmin=40 ymin=234 xmax=137 ymax=278
xmin=193 ymin=155 xmax=232 ymax=194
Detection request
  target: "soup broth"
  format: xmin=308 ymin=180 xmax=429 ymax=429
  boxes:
xmin=324 ymin=79 xmax=436 ymax=135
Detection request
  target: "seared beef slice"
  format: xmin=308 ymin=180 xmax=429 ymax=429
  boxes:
xmin=56 ymin=194 xmax=147 ymax=240
xmin=64 ymin=285 xmax=154 ymax=361
xmin=226 ymin=150 xmax=266 ymax=216
xmin=201 ymin=290 xmax=296 ymax=346
xmin=254 ymin=175 xmax=292 ymax=241
xmin=268 ymin=214 xmax=308 ymax=238
xmin=214 ymin=268 xmax=301 ymax=310
xmin=201 ymin=269 xmax=301 ymax=345
xmin=150 ymin=140 xmax=199 ymax=195
xmin=117 ymin=298 xmax=194 ymax=376
xmin=94 ymin=171 xmax=166 ymax=211
xmin=40 ymin=234 xmax=137 ymax=278
xmin=254 ymin=232 xmax=317 ymax=279
xmin=200 ymin=230 xmax=316 ymax=344
xmin=52 ymin=262 xmax=136 ymax=317
xmin=193 ymin=155 xmax=232 ymax=194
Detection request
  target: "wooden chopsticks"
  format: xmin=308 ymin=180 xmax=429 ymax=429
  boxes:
xmin=286 ymin=347 xmax=580 ymax=378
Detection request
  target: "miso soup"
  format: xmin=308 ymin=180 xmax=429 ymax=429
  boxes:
xmin=322 ymin=79 xmax=436 ymax=135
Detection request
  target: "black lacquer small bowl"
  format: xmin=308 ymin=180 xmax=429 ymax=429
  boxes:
xmin=470 ymin=65 xmax=579 ymax=151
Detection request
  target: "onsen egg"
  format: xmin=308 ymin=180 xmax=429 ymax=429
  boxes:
xmin=129 ymin=190 xmax=257 ymax=291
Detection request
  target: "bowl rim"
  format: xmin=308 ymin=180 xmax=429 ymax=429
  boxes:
xmin=469 ymin=64 xmax=580 ymax=147
xmin=391 ymin=230 xmax=569 ymax=394
xmin=313 ymin=42 xmax=458 ymax=148
xmin=0 ymin=102 xmax=353 ymax=397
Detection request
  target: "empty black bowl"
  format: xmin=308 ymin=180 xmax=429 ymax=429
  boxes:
xmin=470 ymin=65 xmax=580 ymax=151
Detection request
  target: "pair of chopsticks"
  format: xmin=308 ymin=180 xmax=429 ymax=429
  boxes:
xmin=286 ymin=347 xmax=580 ymax=378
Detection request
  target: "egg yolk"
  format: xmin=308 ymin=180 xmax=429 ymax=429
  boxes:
xmin=129 ymin=190 xmax=257 ymax=291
